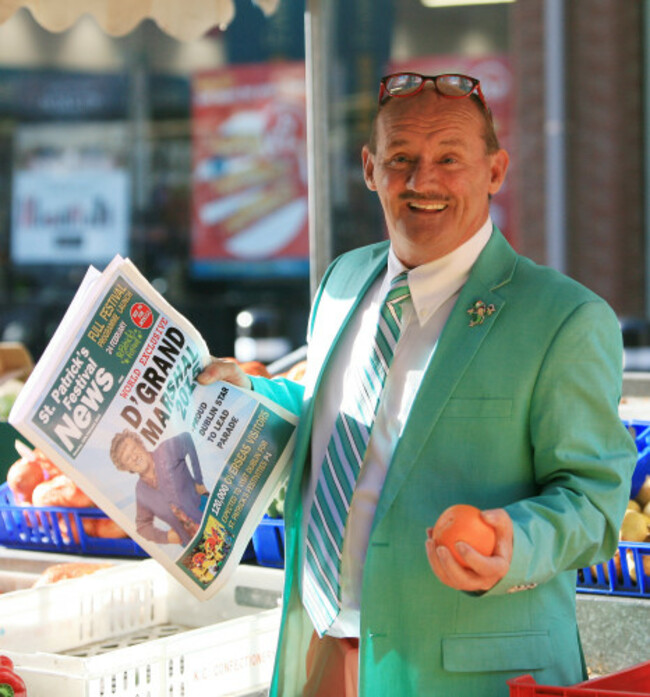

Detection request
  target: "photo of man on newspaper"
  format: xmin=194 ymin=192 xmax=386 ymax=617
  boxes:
xmin=109 ymin=429 xmax=209 ymax=546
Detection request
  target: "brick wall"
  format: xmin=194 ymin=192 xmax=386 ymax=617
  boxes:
xmin=511 ymin=0 xmax=645 ymax=315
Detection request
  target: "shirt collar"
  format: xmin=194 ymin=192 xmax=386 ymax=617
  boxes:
xmin=386 ymin=217 xmax=494 ymax=327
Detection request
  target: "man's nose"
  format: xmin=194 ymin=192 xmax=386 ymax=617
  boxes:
xmin=406 ymin=160 xmax=439 ymax=192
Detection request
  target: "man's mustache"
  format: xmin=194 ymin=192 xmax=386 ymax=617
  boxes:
xmin=399 ymin=192 xmax=450 ymax=203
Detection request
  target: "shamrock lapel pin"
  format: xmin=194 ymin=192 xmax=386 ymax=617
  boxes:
xmin=467 ymin=300 xmax=496 ymax=327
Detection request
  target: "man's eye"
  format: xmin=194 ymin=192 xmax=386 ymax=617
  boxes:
xmin=388 ymin=155 xmax=411 ymax=165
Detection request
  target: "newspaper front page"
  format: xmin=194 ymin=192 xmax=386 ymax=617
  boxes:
xmin=9 ymin=255 xmax=297 ymax=599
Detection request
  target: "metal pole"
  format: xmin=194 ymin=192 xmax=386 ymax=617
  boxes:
xmin=544 ymin=0 xmax=567 ymax=272
xmin=643 ymin=0 xmax=650 ymax=318
xmin=304 ymin=0 xmax=333 ymax=298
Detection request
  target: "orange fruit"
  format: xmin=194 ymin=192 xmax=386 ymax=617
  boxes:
xmin=431 ymin=504 xmax=496 ymax=567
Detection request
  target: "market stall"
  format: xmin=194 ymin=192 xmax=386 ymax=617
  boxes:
xmin=0 ymin=345 xmax=294 ymax=696
xmin=0 ymin=2 xmax=649 ymax=696
xmin=0 ymin=0 xmax=281 ymax=41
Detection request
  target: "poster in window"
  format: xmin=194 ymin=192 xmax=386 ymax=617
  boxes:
xmin=11 ymin=122 xmax=130 ymax=266
xmin=190 ymin=62 xmax=309 ymax=279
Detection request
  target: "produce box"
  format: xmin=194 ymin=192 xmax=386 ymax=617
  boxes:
xmin=0 ymin=568 xmax=40 ymax=592
xmin=252 ymin=515 xmax=285 ymax=568
xmin=1 ymin=558 xmax=284 ymax=697
xmin=626 ymin=420 xmax=650 ymax=500
xmin=577 ymin=419 xmax=650 ymax=598
xmin=0 ymin=482 xmax=148 ymax=557
xmin=508 ymin=660 xmax=650 ymax=695
xmin=0 ymin=482 xmax=260 ymax=562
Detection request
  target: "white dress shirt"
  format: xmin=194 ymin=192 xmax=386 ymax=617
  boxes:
xmin=303 ymin=218 xmax=494 ymax=637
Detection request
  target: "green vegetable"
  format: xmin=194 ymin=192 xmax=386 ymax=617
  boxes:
xmin=266 ymin=483 xmax=286 ymax=518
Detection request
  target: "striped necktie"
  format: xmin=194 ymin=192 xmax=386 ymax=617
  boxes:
xmin=303 ymin=271 xmax=411 ymax=635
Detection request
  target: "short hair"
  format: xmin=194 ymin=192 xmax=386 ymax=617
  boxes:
xmin=367 ymin=93 xmax=500 ymax=155
xmin=110 ymin=429 xmax=145 ymax=471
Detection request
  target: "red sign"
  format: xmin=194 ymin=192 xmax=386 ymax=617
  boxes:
xmin=191 ymin=62 xmax=308 ymax=276
xmin=130 ymin=302 xmax=154 ymax=329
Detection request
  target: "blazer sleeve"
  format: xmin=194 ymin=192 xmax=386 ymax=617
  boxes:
xmin=249 ymin=374 xmax=305 ymax=417
xmin=246 ymin=253 xmax=345 ymax=417
xmin=488 ymin=298 xmax=637 ymax=595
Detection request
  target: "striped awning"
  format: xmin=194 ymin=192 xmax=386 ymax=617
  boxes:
xmin=0 ymin=0 xmax=280 ymax=40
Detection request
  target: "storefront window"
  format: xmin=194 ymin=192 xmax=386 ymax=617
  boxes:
xmin=0 ymin=1 xmax=646 ymax=366
xmin=0 ymin=5 xmax=310 ymax=363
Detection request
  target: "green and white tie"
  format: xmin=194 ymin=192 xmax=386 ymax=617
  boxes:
xmin=303 ymin=271 xmax=411 ymax=635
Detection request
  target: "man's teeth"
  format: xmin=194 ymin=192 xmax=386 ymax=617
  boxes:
xmin=410 ymin=202 xmax=447 ymax=211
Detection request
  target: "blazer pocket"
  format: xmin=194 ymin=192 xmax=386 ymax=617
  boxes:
xmin=442 ymin=631 xmax=552 ymax=673
xmin=442 ymin=398 xmax=512 ymax=419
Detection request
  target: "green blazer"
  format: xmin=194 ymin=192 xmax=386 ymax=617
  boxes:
xmin=252 ymin=228 xmax=637 ymax=697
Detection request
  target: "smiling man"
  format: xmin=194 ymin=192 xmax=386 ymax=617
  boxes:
xmin=362 ymin=76 xmax=508 ymax=268
xmin=199 ymin=73 xmax=636 ymax=696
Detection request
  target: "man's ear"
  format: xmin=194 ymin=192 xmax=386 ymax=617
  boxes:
xmin=488 ymin=148 xmax=509 ymax=196
xmin=361 ymin=145 xmax=377 ymax=191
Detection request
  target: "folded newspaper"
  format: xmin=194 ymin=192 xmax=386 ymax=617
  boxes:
xmin=9 ymin=255 xmax=297 ymax=600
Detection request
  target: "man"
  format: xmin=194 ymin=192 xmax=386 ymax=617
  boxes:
xmin=110 ymin=429 xmax=209 ymax=545
xmin=199 ymin=73 xmax=636 ymax=696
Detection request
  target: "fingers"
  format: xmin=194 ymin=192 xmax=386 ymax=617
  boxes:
xmin=426 ymin=538 xmax=502 ymax=592
xmin=481 ymin=508 xmax=513 ymax=560
xmin=196 ymin=358 xmax=252 ymax=390
xmin=426 ymin=538 xmax=483 ymax=591
xmin=425 ymin=508 xmax=513 ymax=592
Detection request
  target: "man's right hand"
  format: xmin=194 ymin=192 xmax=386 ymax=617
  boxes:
xmin=197 ymin=358 xmax=252 ymax=390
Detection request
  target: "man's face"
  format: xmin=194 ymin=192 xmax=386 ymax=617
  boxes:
xmin=117 ymin=438 xmax=151 ymax=474
xmin=362 ymin=89 xmax=509 ymax=268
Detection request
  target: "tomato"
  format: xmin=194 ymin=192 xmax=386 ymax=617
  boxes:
xmin=431 ymin=504 xmax=496 ymax=567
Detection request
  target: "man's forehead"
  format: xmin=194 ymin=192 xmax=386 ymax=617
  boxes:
xmin=378 ymin=115 xmax=478 ymax=149
xmin=377 ymin=94 xmax=483 ymax=142
xmin=382 ymin=132 xmax=468 ymax=147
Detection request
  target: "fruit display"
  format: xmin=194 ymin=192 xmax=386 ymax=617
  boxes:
xmin=5 ymin=454 xmax=46 ymax=506
xmin=3 ymin=442 xmax=129 ymax=543
xmin=0 ymin=354 xmax=305 ymax=558
xmin=31 ymin=561 xmax=113 ymax=587
xmin=224 ymin=355 xmax=307 ymax=383
xmin=278 ymin=359 xmax=307 ymax=383
xmin=266 ymin=483 xmax=286 ymax=519
xmin=586 ymin=476 xmax=650 ymax=586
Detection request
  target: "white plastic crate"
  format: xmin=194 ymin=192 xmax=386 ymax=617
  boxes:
xmin=0 ymin=559 xmax=284 ymax=697
xmin=0 ymin=568 xmax=40 ymax=591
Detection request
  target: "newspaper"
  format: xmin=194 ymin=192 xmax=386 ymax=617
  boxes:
xmin=9 ymin=255 xmax=297 ymax=600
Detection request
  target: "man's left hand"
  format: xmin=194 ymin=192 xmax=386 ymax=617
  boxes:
xmin=425 ymin=508 xmax=513 ymax=592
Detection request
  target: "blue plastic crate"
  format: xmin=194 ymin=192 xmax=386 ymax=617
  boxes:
xmin=626 ymin=419 xmax=650 ymax=499
xmin=577 ymin=541 xmax=650 ymax=597
xmin=0 ymin=482 xmax=147 ymax=557
xmin=252 ymin=515 xmax=285 ymax=568
xmin=577 ymin=418 xmax=650 ymax=597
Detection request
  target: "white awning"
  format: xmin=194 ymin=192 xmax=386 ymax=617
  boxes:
xmin=0 ymin=0 xmax=280 ymax=40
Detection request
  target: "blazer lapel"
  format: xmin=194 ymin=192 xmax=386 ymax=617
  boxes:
xmin=306 ymin=243 xmax=389 ymax=402
xmin=286 ymin=243 xmax=389 ymax=551
xmin=374 ymin=229 xmax=519 ymax=525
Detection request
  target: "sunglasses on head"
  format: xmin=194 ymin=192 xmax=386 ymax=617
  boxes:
xmin=378 ymin=72 xmax=488 ymax=112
